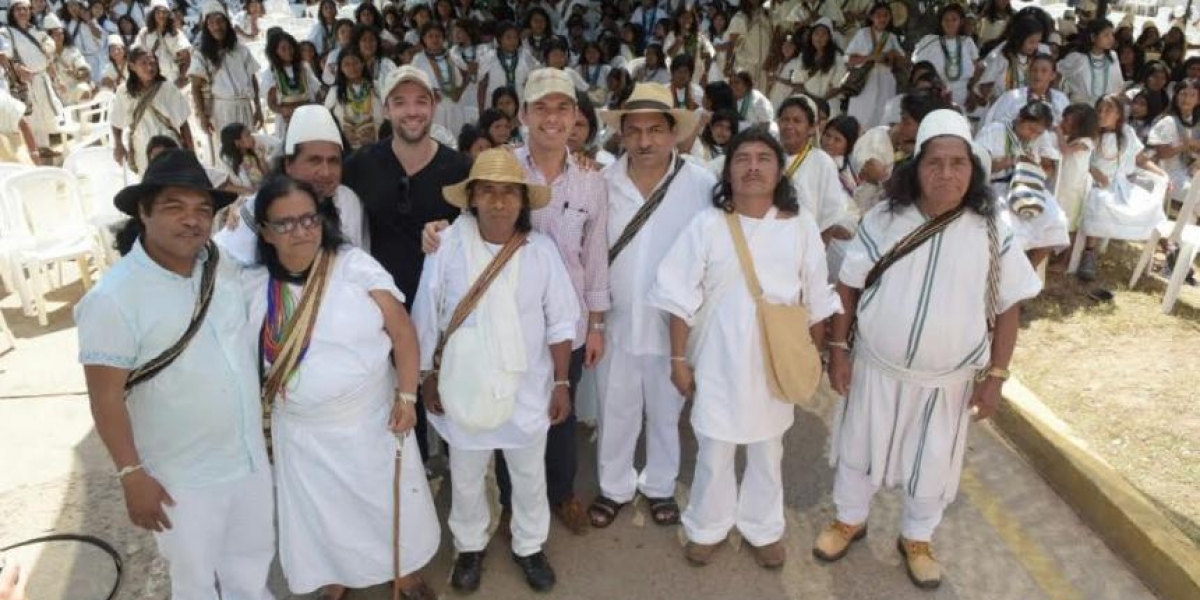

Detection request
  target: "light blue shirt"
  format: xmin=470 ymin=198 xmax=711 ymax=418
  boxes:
xmin=75 ymin=240 xmax=268 ymax=490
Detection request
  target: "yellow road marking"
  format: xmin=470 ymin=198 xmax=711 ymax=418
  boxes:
xmin=960 ymin=468 xmax=1086 ymax=600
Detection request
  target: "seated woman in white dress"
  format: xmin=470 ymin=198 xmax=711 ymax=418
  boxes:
xmin=412 ymin=148 xmax=578 ymax=595
xmin=239 ymin=175 xmax=440 ymax=600
xmin=1146 ymin=78 xmax=1200 ymax=204
xmin=975 ymin=100 xmax=1068 ymax=269
xmin=1077 ymin=93 xmax=1169 ymax=281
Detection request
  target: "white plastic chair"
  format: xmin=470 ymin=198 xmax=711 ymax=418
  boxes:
xmin=0 ymin=163 xmax=35 ymax=315
xmin=3 ymin=168 xmax=102 ymax=326
xmin=63 ymin=147 xmax=131 ymax=268
xmin=1130 ymin=170 xmax=1200 ymax=314
xmin=57 ymin=90 xmax=115 ymax=153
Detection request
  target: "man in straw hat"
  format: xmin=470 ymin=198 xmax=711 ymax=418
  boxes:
xmin=815 ymin=110 xmax=1042 ymax=589
xmin=344 ymin=65 xmax=471 ymax=460
xmin=584 ymin=82 xmax=715 ymax=530
xmin=423 ymin=67 xmax=611 ymax=536
xmin=216 ymin=104 xmax=368 ymax=264
xmin=651 ymin=124 xmax=841 ymax=569
xmin=411 ymin=147 xmax=579 ymax=594
xmin=75 ymin=150 xmax=276 ymax=600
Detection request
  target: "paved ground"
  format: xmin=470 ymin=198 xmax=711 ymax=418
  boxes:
xmin=0 ymin=281 xmax=1161 ymax=600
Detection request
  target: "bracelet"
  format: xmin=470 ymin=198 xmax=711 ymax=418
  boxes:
xmin=116 ymin=463 xmax=143 ymax=479
xmin=828 ymin=341 xmax=851 ymax=351
xmin=554 ymin=380 xmax=570 ymax=388
xmin=670 ymin=356 xmax=688 ymax=362
xmin=396 ymin=391 xmax=417 ymax=405
xmin=589 ymin=322 xmax=606 ymax=332
xmin=976 ymin=366 xmax=1011 ymax=382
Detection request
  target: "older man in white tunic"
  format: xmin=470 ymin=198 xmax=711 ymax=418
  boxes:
xmin=215 ymin=105 xmax=368 ymax=264
xmin=814 ymin=110 xmax=1042 ymax=589
xmin=585 ymin=83 xmax=717 ymax=530
xmin=652 ymin=125 xmax=841 ymax=569
xmin=412 ymin=149 xmax=578 ymax=595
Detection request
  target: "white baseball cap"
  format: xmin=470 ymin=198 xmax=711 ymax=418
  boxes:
xmin=524 ymin=68 xmax=577 ymax=104
xmin=381 ymin=65 xmax=435 ymax=99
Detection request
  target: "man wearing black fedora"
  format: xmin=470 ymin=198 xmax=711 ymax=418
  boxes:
xmin=75 ymin=150 xmax=278 ymax=600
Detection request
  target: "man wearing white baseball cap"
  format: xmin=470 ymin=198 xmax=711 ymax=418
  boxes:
xmin=816 ymin=109 xmax=1042 ymax=589
xmin=419 ymin=68 xmax=610 ymax=541
xmin=343 ymin=65 xmax=472 ymax=462
xmin=215 ymin=105 xmax=367 ymax=264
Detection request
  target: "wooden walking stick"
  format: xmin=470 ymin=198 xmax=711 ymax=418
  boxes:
xmin=392 ymin=432 xmax=404 ymax=600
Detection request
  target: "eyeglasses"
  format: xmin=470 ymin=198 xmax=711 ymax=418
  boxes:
xmin=264 ymin=212 xmax=322 ymax=235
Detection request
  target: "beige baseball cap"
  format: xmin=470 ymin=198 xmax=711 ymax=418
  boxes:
xmin=524 ymin=68 xmax=577 ymax=105
xmin=382 ymin=65 xmax=435 ymax=100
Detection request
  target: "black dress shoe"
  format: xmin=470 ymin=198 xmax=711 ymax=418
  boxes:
xmin=450 ymin=551 xmax=485 ymax=593
xmin=512 ymin=551 xmax=556 ymax=592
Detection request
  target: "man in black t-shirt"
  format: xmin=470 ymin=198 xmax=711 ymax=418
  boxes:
xmin=343 ymin=65 xmax=472 ymax=309
xmin=342 ymin=65 xmax=471 ymax=471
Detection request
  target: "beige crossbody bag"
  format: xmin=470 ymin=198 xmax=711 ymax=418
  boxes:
xmin=724 ymin=212 xmax=823 ymax=407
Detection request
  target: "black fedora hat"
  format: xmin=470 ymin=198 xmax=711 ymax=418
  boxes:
xmin=113 ymin=149 xmax=238 ymax=217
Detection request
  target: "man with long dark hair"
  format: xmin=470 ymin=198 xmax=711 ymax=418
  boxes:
xmin=652 ymin=125 xmax=839 ymax=569
xmin=815 ymin=110 xmax=1042 ymax=589
xmin=187 ymin=1 xmax=262 ymax=136
xmin=76 ymin=150 xmax=276 ymax=600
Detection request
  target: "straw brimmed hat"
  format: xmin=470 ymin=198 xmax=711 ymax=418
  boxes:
xmin=442 ymin=148 xmax=551 ymax=210
xmin=599 ymin=83 xmax=699 ymax=138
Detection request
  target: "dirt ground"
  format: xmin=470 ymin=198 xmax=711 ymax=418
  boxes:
xmin=1014 ymin=242 xmax=1200 ymax=546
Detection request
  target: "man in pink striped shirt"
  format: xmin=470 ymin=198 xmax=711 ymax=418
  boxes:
xmin=422 ymin=68 xmax=610 ymax=538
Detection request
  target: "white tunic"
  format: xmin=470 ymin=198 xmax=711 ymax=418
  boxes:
xmin=984 ymin=87 xmax=1070 ymax=126
xmin=110 ymin=82 xmax=190 ymax=173
xmin=214 ymin=184 xmax=369 ymax=265
xmin=242 ymin=247 xmax=439 ymax=593
xmin=846 ymin=27 xmax=902 ymax=130
xmin=737 ymin=88 xmax=774 ymax=126
xmin=794 ymin=54 xmax=847 ymax=116
xmin=412 ymin=224 xmax=579 ymax=451
xmin=188 ymin=44 xmax=260 ymax=133
xmin=788 ymin=147 xmax=854 ymax=233
xmin=1057 ymin=50 xmax=1123 ymax=105
xmin=832 ymin=203 xmax=1042 ymax=500
xmin=259 ymin=63 xmax=321 ymax=136
xmin=1085 ymin=126 xmax=1165 ymax=240
xmin=411 ymin=51 xmax=468 ymax=139
xmin=603 ymin=154 xmax=715 ymax=356
xmin=650 ymin=208 xmax=841 ymax=443
xmin=911 ymin=35 xmax=979 ymax=106
xmin=3 ymin=27 xmax=60 ymax=145
xmin=975 ymin=122 xmax=1069 ymax=251
xmin=768 ymin=56 xmax=802 ymax=109
xmin=479 ymin=49 xmax=535 ymax=103
xmin=1147 ymin=114 xmax=1199 ymax=200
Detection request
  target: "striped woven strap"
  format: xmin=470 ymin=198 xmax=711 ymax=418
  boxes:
xmin=261 ymin=248 xmax=335 ymax=405
xmin=608 ymin=156 xmax=686 ymax=265
xmin=125 ymin=241 xmax=220 ymax=392
xmin=863 ymin=204 xmax=966 ymax=291
xmin=432 ymin=230 xmax=529 ymax=369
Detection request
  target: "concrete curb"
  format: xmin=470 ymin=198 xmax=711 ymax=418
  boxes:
xmin=994 ymin=377 xmax=1200 ymax=600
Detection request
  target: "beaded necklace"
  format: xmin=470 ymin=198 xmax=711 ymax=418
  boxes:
xmin=346 ymin=79 xmax=372 ymax=116
xmin=939 ymin=35 xmax=963 ymax=81
xmin=1088 ymin=51 xmax=1111 ymax=99
xmin=427 ymin=50 xmax=460 ymax=98
xmin=261 ymin=279 xmax=309 ymax=387
xmin=274 ymin=64 xmax=307 ymax=100
xmin=498 ymin=51 xmax=519 ymax=88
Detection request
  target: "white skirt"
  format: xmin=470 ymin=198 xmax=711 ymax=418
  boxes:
xmin=1011 ymin=195 xmax=1070 ymax=252
xmin=273 ymin=376 xmax=440 ymax=594
xmin=1083 ymin=173 xmax=1167 ymax=241
xmin=211 ymin=97 xmax=256 ymax=135
xmin=829 ymin=357 xmax=974 ymax=502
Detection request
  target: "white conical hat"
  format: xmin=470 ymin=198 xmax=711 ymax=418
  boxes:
xmin=285 ymin=105 xmax=343 ymax=154
xmin=914 ymin=109 xmax=973 ymax=158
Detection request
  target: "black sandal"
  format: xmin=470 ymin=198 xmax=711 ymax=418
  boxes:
xmin=587 ymin=495 xmax=626 ymax=528
xmin=646 ymin=496 xmax=681 ymax=526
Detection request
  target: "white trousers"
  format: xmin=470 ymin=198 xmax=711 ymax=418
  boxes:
xmin=154 ymin=468 xmax=276 ymax=600
xmin=682 ymin=434 xmax=786 ymax=546
xmin=595 ymin=348 xmax=684 ymax=502
xmin=832 ymin=464 xmax=946 ymax=542
xmin=448 ymin=433 xmax=548 ymax=557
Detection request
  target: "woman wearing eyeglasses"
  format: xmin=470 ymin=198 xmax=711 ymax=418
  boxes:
xmin=240 ymin=175 xmax=441 ymax=600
